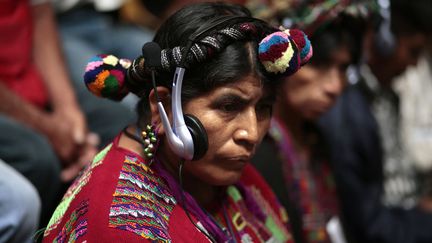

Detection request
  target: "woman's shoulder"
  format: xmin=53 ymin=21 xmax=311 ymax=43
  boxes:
xmin=42 ymin=142 xmax=181 ymax=242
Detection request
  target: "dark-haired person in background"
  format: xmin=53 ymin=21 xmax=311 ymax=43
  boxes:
xmin=0 ymin=0 xmax=134 ymax=230
xmin=319 ymin=0 xmax=432 ymax=242
xmin=251 ymin=1 xmax=372 ymax=242
xmin=43 ymin=2 xmax=312 ymax=242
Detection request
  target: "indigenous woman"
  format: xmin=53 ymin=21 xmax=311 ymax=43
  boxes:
xmin=251 ymin=1 xmax=374 ymax=242
xmin=42 ymin=2 xmax=311 ymax=242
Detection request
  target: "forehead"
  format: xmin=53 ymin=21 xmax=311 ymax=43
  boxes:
xmin=329 ymin=45 xmax=351 ymax=63
xmin=311 ymin=43 xmax=352 ymax=66
xmin=224 ymin=75 xmax=264 ymax=92
xmin=196 ymin=75 xmax=267 ymax=100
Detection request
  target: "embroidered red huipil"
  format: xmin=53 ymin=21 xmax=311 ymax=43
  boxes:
xmin=43 ymin=134 xmax=293 ymax=242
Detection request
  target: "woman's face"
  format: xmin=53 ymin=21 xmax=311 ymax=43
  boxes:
xmin=281 ymin=46 xmax=351 ymax=120
xmin=182 ymin=75 xmax=274 ymax=186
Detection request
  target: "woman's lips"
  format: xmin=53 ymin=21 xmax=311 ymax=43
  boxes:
xmin=219 ymin=155 xmax=251 ymax=169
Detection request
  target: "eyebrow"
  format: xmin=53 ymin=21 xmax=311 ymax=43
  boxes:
xmin=212 ymin=91 xmax=275 ymax=106
xmin=212 ymin=93 xmax=249 ymax=105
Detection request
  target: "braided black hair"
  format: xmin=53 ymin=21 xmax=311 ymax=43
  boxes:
xmin=135 ymin=2 xmax=279 ymax=123
xmin=83 ymin=2 xmax=312 ymax=123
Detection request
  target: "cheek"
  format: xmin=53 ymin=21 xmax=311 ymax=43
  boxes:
xmin=285 ymin=89 xmax=315 ymax=110
xmin=283 ymin=79 xmax=319 ymax=110
xmin=286 ymin=90 xmax=327 ymax=120
xmin=203 ymin=117 xmax=227 ymax=144
xmin=195 ymin=112 xmax=229 ymax=153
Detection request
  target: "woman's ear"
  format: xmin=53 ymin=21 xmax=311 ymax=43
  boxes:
xmin=149 ymin=86 xmax=171 ymax=135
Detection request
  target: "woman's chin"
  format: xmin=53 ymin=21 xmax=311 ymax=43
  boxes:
xmin=201 ymin=170 xmax=243 ymax=186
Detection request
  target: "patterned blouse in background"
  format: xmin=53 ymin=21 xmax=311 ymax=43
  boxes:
xmin=253 ymin=118 xmax=340 ymax=243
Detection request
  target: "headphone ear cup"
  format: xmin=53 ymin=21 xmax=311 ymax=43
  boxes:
xmin=184 ymin=114 xmax=208 ymax=161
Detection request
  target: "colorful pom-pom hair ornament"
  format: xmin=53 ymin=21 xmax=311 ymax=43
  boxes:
xmin=258 ymin=28 xmax=312 ymax=76
xmin=83 ymin=54 xmax=131 ymax=100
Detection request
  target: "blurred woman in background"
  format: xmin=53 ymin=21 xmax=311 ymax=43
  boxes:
xmin=251 ymin=1 xmax=373 ymax=242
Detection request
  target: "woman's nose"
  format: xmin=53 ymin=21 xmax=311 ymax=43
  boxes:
xmin=233 ymin=109 xmax=260 ymax=147
xmin=323 ymin=68 xmax=344 ymax=99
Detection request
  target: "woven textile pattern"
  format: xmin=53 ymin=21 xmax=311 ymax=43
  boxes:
xmin=109 ymin=155 xmax=177 ymax=242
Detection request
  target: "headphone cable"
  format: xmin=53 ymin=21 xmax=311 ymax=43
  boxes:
xmin=178 ymin=160 xmax=217 ymax=243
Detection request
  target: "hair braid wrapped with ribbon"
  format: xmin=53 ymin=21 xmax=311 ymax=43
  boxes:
xmin=160 ymin=24 xmax=254 ymax=70
xmin=84 ymin=18 xmax=312 ymax=101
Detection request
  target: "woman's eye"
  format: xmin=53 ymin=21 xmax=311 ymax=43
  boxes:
xmin=220 ymin=102 xmax=240 ymax=112
xmin=212 ymin=95 xmax=245 ymax=114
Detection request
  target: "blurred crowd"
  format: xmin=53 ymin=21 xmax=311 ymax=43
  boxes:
xmin=0 ymin=0 xmax=431 ymax=242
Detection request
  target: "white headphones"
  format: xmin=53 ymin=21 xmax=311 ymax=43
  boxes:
xmin=142 ymin=42 xmax=208 ymax=161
